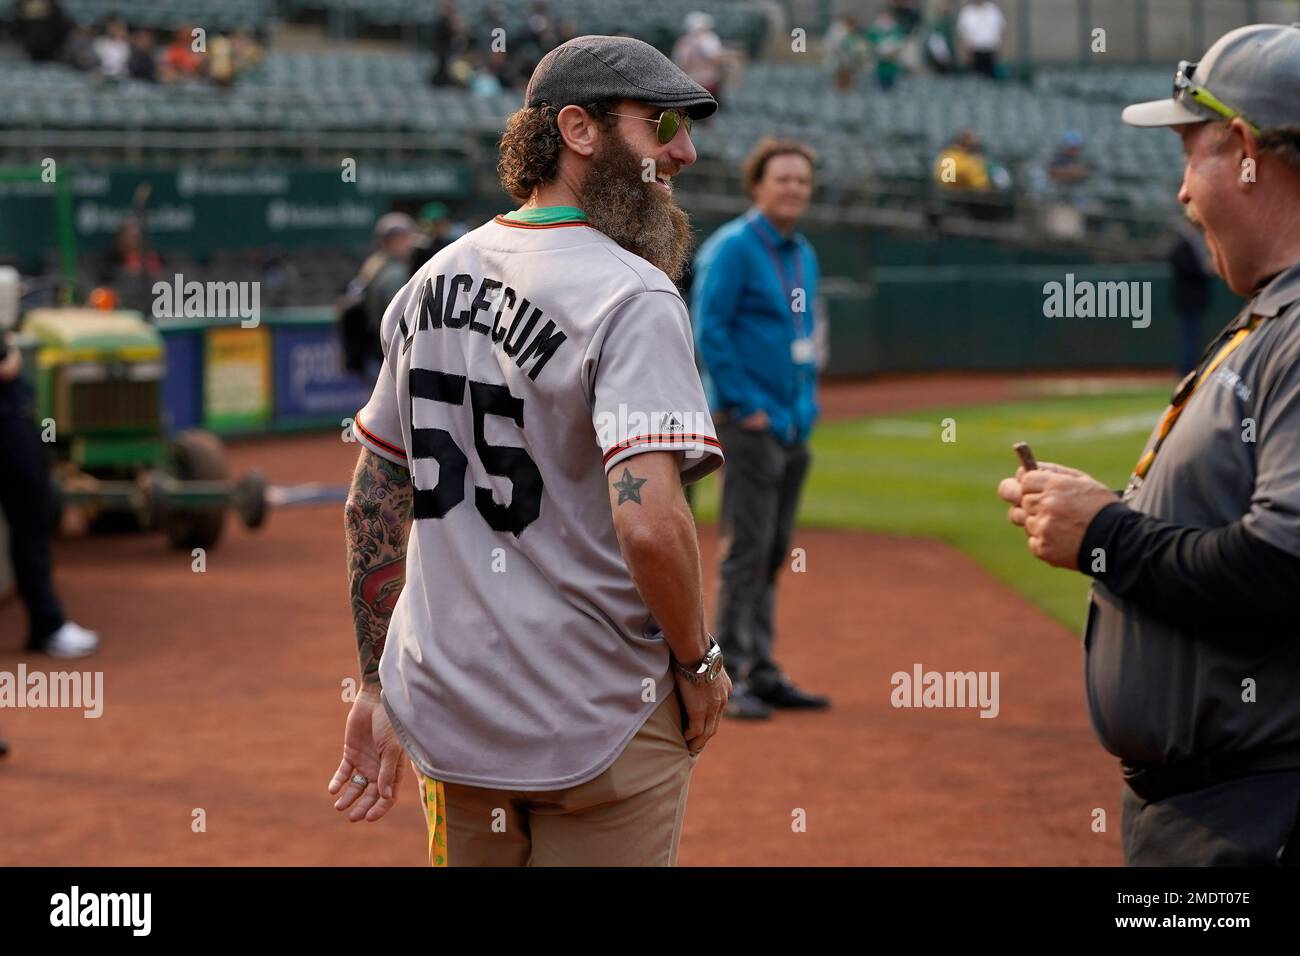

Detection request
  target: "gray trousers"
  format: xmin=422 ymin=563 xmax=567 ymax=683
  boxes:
xmin=1121 ymin=770 xmax=1300 ymax=865
xmin=714 ymin=421 xmax=811 ymax=693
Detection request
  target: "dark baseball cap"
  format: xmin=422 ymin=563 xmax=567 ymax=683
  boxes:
xmin=525 ymin=34 xmax=718 ymax=119
xmin=1123 ymin=23 xmax=1300 ymax=130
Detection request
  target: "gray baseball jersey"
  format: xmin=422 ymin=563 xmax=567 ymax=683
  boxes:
xmin=1085 ymin=261 xmax=1300 ymax=763
xmin=353 ymin=212 xmax=723 ymax=790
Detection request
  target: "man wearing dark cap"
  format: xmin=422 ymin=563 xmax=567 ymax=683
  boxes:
xmin=364 ymin=213 xmax=417 ymax=348
xmin=998 ymin=23 xmax=1300 ymax=865
xmin=330 ymin=36 xmax=731 ymax=866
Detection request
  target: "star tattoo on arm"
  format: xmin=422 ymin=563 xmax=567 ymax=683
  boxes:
xmin=613 ymin=467 xmax=648 ymax=505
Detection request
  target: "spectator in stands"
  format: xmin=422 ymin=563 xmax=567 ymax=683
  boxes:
xmin=956 ymin=0 xmax=1005 ymax=78
xmin=361 ymin=213 xmax=416 ymax=377
xmin=824 ymin=15 xmax=869 ymax=92
xmin=890 ymin=0 xmax=924 ymax=35
xmin=935 ymin=129 xmax=1011 ymax=220
xmin=410 ymin=202 xmax=455 ymax=273
xmin=693 ymin=138 xmax=831 ymax=721
xmin=1170 ymin=217 xmax=1215 ymax=377
xmin=208 ymin=33 xmax=236 ymax=86
xmin=14 ymin=0 xmax=71 ymax=63
xmin=468 ymin=51 xmax=505 ymax=96
xmin=867 ymin=9 xmax=907 ymax=91
xmin=475 ymin=2 xmax=510 ymax=82
xmin=0 ymin=332 xmax=100 ymax=659
xmin=512 ymin=1 xmax=556 ymax=82
xmin=205 ymin=28 xmax=265 ymax=86
xmin=60 ymin=23 xmax=99 ymax=73
xmin=673 ymin=12 xmax=726 ymax=102
xmin=230 ymin=29 xmax=264 ymax=75
xmin=1028 ymin=130 xmax=1093 ymax=238
xmin=161 ymin=26 xmax=203 ymax=82
xmin=934 ymin=129 xmax=994 ymax=191
xmin=523 ymin=0 xmax=558 ymax=52
xmin=430 ymin=0 xmax=470 ymax=87
xmin=923 ymin=0 xmax=958 ymax=74
xmin=94 ymin=16 xmax=131 ymax=79
xmin=1047 ymin=130 xmax=1090 ymax=186
xmin=127 ymin=29 xmax=158 ymax=82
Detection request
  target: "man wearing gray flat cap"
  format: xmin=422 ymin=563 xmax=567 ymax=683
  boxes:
xmin=332 ymin=35 xmax=732 ymax=866
xmin=998 ymin=23 xmax=1300 ymax=865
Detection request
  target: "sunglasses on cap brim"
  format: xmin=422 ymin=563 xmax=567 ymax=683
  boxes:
xmin=1173 ymin=60 xmax=1260 ymax=135
xmin=607 ymin=108 xmax=694 ymax=144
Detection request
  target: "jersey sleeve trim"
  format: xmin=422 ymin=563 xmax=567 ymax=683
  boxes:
xmin=602 ymin=432 xmax=722 ymax=463
xmin=354 ymin=411 xmax=408 ymax=465
xmin=602 ymin=433 xmax=724 ymax=479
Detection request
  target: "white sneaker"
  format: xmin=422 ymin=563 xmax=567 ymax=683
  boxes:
xmin=38 ymin=622 xmax=100 ymax=659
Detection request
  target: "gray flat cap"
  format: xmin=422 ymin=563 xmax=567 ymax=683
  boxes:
xmin=1123 ymin=23 xmax=1300 ymax=130
xmin=526 ymin=34 xmax=718 ymax=119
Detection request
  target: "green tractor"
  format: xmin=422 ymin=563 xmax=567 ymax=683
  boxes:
xmin=23 ymin=307 xmax=267 ymax=550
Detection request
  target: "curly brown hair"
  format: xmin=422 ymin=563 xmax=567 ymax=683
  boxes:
xmin=741 ymin=138 xmax=818 ymax=196
xmin=497 ymin=101 xmax=620 ymax=201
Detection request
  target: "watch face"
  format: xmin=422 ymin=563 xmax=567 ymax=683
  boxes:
xmin=706 ymin=656 xmax=723 ymax=681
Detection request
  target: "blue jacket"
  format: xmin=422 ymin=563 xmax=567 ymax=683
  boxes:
xmin=692 ymin=209 xmax=820 ymax=444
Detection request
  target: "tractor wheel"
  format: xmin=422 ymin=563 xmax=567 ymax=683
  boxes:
xmin=164 ymin=429 xmax=229 ymax=551
xmin=236 ymin=470 xmax=268 ymax=530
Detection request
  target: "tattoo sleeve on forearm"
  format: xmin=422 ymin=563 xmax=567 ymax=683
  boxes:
xmin=344 ymin=449 xmax=413 ymax=685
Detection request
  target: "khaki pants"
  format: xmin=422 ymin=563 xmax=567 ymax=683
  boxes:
xmin=415 ymin=686 xmax=698 ymax=866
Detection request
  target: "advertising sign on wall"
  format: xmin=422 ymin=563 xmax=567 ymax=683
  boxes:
xmin=204 ymin=325 xmax=271 ymax=431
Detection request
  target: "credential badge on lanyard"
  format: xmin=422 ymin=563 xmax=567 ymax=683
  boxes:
xmin=747 ymin=213 xmax=815 ymax=366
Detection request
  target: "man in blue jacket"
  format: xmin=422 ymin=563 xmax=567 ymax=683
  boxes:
xmin=693 ymin=138 xmax=830 ymax=719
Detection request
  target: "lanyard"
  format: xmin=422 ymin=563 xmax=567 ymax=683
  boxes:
xmin=746 ymin=213 xmax=811 ymax=340
xmin=1127 ymin=313 xmax=1260 ymax=489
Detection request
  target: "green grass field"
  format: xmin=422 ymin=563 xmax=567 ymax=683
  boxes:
xmin=692 ymin=383 xmax=1173 ymax=632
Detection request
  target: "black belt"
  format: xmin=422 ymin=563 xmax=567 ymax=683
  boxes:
xmin=1122 ymin=743 xmax=1300 ymax=803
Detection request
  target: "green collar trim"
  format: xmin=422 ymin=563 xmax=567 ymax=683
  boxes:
xmin=503 ymin=205 xmax=589 ymax=224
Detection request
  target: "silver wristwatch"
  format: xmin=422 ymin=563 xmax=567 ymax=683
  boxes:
xmin=674 ymin=637 xmax=724 ymax=685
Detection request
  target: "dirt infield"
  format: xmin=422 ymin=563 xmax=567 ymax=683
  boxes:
xmin=0 ymin=398 xmax=1125 ymax=866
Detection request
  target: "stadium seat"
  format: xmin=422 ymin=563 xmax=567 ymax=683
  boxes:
xmin=0 ymin=34 xmax=1187 ymax=241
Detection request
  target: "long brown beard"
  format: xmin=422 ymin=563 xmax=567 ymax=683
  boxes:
xmin=581 ymin=130 xmax=694 ymax=281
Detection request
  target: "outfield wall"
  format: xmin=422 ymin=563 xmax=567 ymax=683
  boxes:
xmin=822 ymin=264 xmax=1243 ymax=376
xmin=16 ymin=274 xmax=1235 ymax=447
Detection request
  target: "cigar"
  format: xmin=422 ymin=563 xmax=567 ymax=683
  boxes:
xmin=1013 ymin=442 xmax=1038 ymax=471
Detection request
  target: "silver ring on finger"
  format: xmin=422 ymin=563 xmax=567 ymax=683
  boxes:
xmin=350 ymin=772 xmax=369 ymax=787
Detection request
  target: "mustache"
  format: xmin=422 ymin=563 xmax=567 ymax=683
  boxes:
xmin=1184 ymin=204 xmax=1205 ymax=229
